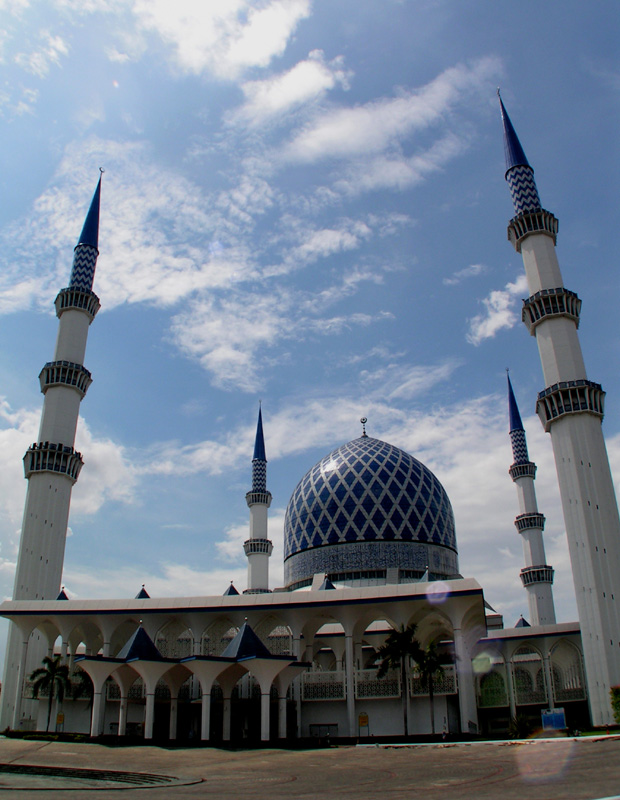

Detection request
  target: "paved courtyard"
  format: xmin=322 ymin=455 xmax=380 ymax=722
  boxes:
xmin=0 ymin=736 xmax=618 ymax=798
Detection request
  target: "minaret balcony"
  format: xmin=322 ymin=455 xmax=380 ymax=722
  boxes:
xmin=23 ymin=442 xmax=84 ymax=483
xmin=509 ymin=461 xmax=537 ymax=481
xmin=55 ymin=288 xmax=101 ymax=322
xmin=243 ymin=538 xmax=273 ymax=556
xmin=514 ymin=512 xmax=546 ymax=532
xmin=245 ymin=491 xmax=272 ymax=508
xmin=522 ymin=287 xmax=581 ymax=335
xmin=520 ymin=565 xmax=554 ymax=586
xmin=39 ymin=361 xmax=92 ymax=398
xmin=507 ymin=209 xmax=558 ymax=252
xmin=536 ymin=380 xmax=605 ymax=432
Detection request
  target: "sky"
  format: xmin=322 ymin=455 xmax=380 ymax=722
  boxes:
xmin=0 ymin=0 xmax=618 ymax=669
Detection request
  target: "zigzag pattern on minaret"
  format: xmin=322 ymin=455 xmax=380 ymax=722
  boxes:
xmin=252 ymin=460 xmax=267 ymax=492
xmin=507 ymin=166 xmax=541 ymax=214
xmin=509 ymin=428 xmax=529 ymax=464
xmin=69 ymin=244 xmax=98 ymax=291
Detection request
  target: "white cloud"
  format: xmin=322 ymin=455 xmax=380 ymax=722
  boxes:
xmin=284 ymin=57 xmax=499 ymax=163
xmin=443 ymin=262 xmax=487 ymax=286
xmin=467 ymin=273 xmax=528 ymax=345
xmin=361 ymin=361 xmax=460 ymax=402
xmin=334 ymin=132 xmax=466 ymax=195
xmin=168 ymin=283 xmax=391 ymax=392
xmin=133 ymin=0 xmax=311 ymax=79
xmin=62 ymin=562 xmax=250 ymax=600
xmin=72 ymin=420 xmax=137 ymax=514
xmin=231 ymin=50 xmax=351 ymax=126
xmin=268 ymin=218 xmax=372 ymax=276
xmin=14 ymin=31 xmax=68 ymax=77
xmin=0 ymin=400 xmax=39 ymax=528
xmin=0 ymin=397 xmax=136 ymax=523
xmin=0 ymin=137 xmax=258 ymax=313
xmin=216 ymin=509 xmax=285 ymax=584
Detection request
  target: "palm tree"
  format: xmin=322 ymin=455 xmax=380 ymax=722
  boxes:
xmin=71 ymin=667 xmax=94 ymax=708
xmin=414 ymin=641 xmax=448 ymax=735
xmin=375 ymin=624 xmax=422 ymax=736
xmin=29 ymin=655 xmax=72 ymax=732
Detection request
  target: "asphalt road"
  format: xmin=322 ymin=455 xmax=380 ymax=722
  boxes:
xmin=0 ymin=736 xmax=618 ymax=799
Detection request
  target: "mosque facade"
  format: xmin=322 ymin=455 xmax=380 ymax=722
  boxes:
xmin=0 ymin=98 xmax=616 ymax=741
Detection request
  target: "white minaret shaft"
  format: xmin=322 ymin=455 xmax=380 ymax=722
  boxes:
xmin=1 ymin=175 xmax=102 ymax=730
xmin=507 ymin=372 xmax=556 ymax=626
xmin=500 ymin=95 xmax=620 ymax=725
xmin=244 ymin=406 xmax=273 ymax=594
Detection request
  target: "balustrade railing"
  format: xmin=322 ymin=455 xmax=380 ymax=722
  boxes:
xmin=354 ymin=669 xmax=400 ymax=699
xmin=409 ymin=665 xmax=457 ymax=697
xmin=301 ymin=670 xmax=345 ymax=701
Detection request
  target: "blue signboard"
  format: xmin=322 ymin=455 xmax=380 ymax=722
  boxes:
xmin=541 ymin=708 xmax=566 ymax=730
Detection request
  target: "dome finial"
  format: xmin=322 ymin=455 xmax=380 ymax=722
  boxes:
xmin=360 ymin=417 xmax=368 ymax=437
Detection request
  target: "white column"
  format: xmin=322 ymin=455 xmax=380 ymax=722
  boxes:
xmin=169 ymin=696 xmax=178 ymax=740
xmin=11 ymin=636 xmax=29 ymax=730
xmin=505 ymin=661 xmax=517 ymax=719
xmin=200 ymin=693 xmax=211 ymax=741
xmin=90 ymin=689 xmax=106 ymax=737
xmin=278 ymin=695 xmax=287 ymax=739
xmin=144 ymin=692 xmax=155 ymax=740
xmin=260 ymin=692 xmax=270 ymax=741
xmin=345 ymin=634 xmax=355 ymax=737
xmin=222 ymin=694 xmax=232 ymax=741
xmin=118 ymin=696 xmax=128 ymax=736
xmin=543 ymin=651 xmax=554 ymax=710
xmin=453 ymin=627 xmax=478 ymax=735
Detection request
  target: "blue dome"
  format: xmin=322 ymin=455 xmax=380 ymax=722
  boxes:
xmin=283 ymin=436 xmax=458 ymax=588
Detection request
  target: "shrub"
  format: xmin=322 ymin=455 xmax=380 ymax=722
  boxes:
xmin=610 ymin=686 xmax=620 ymax=725
xmin=508 ymin=714 xmax=532 ymax=739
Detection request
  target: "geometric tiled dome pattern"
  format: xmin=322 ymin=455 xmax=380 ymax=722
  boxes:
xmin=284 ymin=436 xmax=457 ymax=561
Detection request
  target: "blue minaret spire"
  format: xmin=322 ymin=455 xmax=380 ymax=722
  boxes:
xmin=244 ymin=405 xmax=273 ymax=593
xmin=69 ymin=171 xmax=102 ymax=292
xmin=506 ymin=371 xmax=555 ymax=627
xmin=498 ymin=92 xmax=542 ymax=216
xmin=500 ymin=93 xmax=620 ymax=724
xmin=252 ymin=404 xmax=267 ymax=490
xmin=507 ymin=371 xmax=529 ymax=464
xmin=0 ymin=172 xmax=104 ymax=730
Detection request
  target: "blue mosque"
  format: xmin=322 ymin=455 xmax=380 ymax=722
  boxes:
xmin=0 ymin=96 xmax=617 ymax=742
xmin=283 ymin=434 xmax=458 ymax=590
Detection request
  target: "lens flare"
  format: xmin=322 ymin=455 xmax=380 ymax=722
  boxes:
xmin=426 ymin=580 xmax=449 ymax=605
xmin=514 ymin=739 xmax=575 ymax=783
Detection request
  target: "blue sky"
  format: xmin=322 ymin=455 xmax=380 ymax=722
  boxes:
xmin=0 ymin=0 xmax=618 ymax=665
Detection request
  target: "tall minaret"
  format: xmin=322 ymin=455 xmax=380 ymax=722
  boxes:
xmin=507 ymin=372 xmax=556 ymax=626
xmin=243 ymin=406 xmax=273 ymax=594
xmin=1 ymin=174 xmax=102 ymax=729
xmin=500 ymin=94 xmax=620 ymax=724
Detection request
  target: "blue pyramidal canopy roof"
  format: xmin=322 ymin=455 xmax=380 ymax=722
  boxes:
xmin=515 ymin=615 xmax=531 ymax=628
xmin=117 ymin=626 xmax=163 ymax=661
xmin=253 ymin=406 xmax=266 ymax=461
xmin=499 ymin=94 xmax=530 ymax=175
xmin=318 ymin=576 xmax=336 ymax=590
xmin=507 ymin=373 xmax=524 ymax=432
xmin=56 ymin=588 xmax=69 ymax=600
xmin=221 ymin=622 xmax=271 ymax=660
xmin=135 ymin=585 xmax=150 ymax=599
xmin=223 ymin=582 xmax=239 ymax=596
xmin=77 ymin=174 xmax=102 ymax=250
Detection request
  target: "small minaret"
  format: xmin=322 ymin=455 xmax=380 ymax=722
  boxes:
xmin=500 ymin=94 xmax=620 ymax=724
xmin=243 ymin=406 xmax=273 ymax=594
xmin=1 ymin=174 xmax=102 ymax=730
xmin=507 ymin=372 xmax=556 ymax=626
